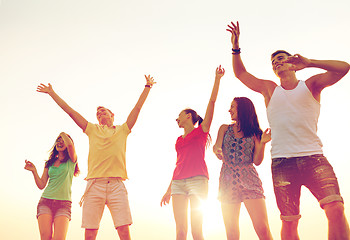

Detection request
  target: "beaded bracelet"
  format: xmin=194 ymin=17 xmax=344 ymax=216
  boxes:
xmin=232 ymin=48 xmax=241 ymax=55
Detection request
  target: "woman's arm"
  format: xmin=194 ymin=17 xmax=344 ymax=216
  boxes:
xmin=24 ymin=160 xmax=49 ymax=190
xmin=253 ymin=128 xmax=271 ymax=166
xmin=201 ymin=66 xmax=225 ymax=133
xmin=213 ymin=124 xmax=228 ymax=160
xmin=60 ymin=132 xmax=77 ymax=163
xmin=160 ymin=180 xmax=172 ymax=207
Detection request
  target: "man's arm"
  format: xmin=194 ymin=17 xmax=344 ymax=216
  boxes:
xmin=227 ymin=21 xmax=276 ymax=100
xmin=201 ymin=66 xmax=224 ymax=133
xmin=37 ymin=83 xmax=88 ymax=131
xmin=126 ymin=75 xmax=156 ymax=130
xmin=285 ymin=54 xmax=350 ymax=95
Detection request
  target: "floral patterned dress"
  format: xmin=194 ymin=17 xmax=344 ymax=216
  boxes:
xmin=218 ymin=124 xmax=264 ymax=203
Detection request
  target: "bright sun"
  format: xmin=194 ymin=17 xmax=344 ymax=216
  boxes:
xmin=200 ymin=195 xmax=225 ymax=234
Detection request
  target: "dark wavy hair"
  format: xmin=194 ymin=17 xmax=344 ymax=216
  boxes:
xmin=271 ymin=50 xmax=292 ymax=59
xmin=234 ymin=97 xmax=263 ymax=140
xmin=183 ymin=108 xmax=212 ymax=146
xmin=45 ymin=134 xmax=80 ymax=176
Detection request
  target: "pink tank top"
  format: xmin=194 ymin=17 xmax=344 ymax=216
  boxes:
xmin=172 ymin=125 xmax=209 ymax=180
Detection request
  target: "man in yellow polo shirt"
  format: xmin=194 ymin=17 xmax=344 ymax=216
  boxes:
xmin=37 ymin=75 xmax=156 ymax=240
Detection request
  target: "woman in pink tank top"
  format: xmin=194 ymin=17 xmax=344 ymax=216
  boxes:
xmin=160 ymin=66 xmax=224 ymax=240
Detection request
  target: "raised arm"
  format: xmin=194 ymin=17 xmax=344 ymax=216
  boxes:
xmin=253 ymin=128 xmax=271 ymax=166
xmin=201 ymin=66 xmax=224 ymax=133
xmin=285 ymin=54 xmax=350 ymax=97
xmin=24 ymin=160 xmax=49 ymax=190
xmin=213 ymin=124 xmax=229 ymax=160
xmin=60 ymin=132 xmax=77 ymax=163
xmin=126 ymin=75 xmax=156 ymax=130
xmin=226 ymin=21 xmax=276 ymax=99
xmin=37 ymin=84 xmax=88 ymax=131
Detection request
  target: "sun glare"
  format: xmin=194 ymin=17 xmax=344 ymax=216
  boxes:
xmin=201 ymin=195 xmax=225 ymax=234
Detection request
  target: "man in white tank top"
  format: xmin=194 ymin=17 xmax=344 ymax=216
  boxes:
xmin=226 ymin=21 xmax=350 ymax=240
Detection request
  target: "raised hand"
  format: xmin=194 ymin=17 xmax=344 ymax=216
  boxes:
xmin=37 ymin=83 xmax=54 ymax=94
xmin=145 ymin=75 xmax=156 ymax=87
xmin=24 ymin=160 xmax=37 ymax=172
xmin=216 ymin=65 xmax=225 ymax=78
xmin=226 ymin=21 xmax=240 ymax=48
xmin=261 ymin=128 xmax=271 ymax=144
xmin=213 ymin=145 xmax=223 ymax=160
xmin=284 ymin=54 xmax=311 ymax=72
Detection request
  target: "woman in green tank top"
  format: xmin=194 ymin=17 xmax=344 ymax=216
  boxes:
xmin=25 ymin=132 xmax=79 ymax=240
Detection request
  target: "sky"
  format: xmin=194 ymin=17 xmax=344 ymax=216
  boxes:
xmin=1 ymin=0 xmax=350 ymax=239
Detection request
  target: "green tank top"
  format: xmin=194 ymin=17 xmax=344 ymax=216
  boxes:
xmin=42 ymin=159 xmax=76 ymax=201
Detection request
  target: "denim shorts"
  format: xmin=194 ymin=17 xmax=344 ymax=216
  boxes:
xmin=81 ymin=178 xmax=132 ymax=229
xmin=171 ymin=175 xmax=208 ymax=199
xmin=37 ymin=197 xmax=72 ymax=221
xmin=271 ymin=154 xmax=343 ymax=221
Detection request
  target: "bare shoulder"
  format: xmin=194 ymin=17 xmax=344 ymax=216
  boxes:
xmin=219 ymin=124 xmax=229 ymax=131
xmin=260 ymin=79 xmax=278 ymax=106
xmin=264 ymin=79 xmax=278 ymax=93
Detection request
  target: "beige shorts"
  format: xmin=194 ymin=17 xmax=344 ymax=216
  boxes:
xmin=81 ymin=178 xmax=132 ymax=229
xmin=171 ymin=175 xmax=208 ymax=199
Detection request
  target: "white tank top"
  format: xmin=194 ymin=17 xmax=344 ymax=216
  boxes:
xmin=267 ymin=80 xmax=323 ymax=158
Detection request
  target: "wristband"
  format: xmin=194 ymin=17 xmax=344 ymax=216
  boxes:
xmin=232 ymin=48 xmax=241 ymax=55
xmin=145 ymin=84 xmax=151 ymax=88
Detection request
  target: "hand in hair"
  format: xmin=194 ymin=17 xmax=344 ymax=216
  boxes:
xmin=283 ymin=54 xmax=311 ymax=72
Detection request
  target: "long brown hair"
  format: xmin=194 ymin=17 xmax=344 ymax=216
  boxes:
xmin=45 ymin=134 xmax=80 ymax=176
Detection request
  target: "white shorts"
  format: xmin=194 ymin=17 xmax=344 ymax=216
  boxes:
xmin=81 ymin=178 xmax=132 ymax=229
xmin=171 ymin=175 xmax=208 ymax=199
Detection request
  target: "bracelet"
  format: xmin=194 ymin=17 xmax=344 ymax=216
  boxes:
xmin=232 ymin=48 xmax=241 ymax=55
xmin=145 ymin=84 xmax=151 ymax=88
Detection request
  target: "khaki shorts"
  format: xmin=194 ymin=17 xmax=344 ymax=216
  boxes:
xmin=171 ymin=175 xmax=208 ymax=199
xmin=81 ymin=178 xmax=132 ymax=229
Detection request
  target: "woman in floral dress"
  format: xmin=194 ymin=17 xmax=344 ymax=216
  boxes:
xmin=213 ymin=97 xmax=273 ymax=240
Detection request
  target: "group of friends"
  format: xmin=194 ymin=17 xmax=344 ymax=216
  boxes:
xmin=24 ymin=21 xmax=350 ymax=240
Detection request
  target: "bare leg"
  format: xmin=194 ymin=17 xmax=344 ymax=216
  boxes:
xmin=52 ymin=216 xmax=69 ymax=240
xmin=244 ymin=198 xmax=273 ymax=240
xmin=189 ymin=195 xmax=204 ymax=240
xmin=172 ymin=194 xmax=189 ymax=240
xmin=324 ymin=202 xmax=350 ymax=240
xmin=117 ymin=225 xmax=131 ymax=240
xmin=281 ymin=220 xmax=299 ymax=240
xmin=38 ymin=214 xmax=53 ymax=240
xmin=85 ymin=229 xmax=98 ymax=240
xmin=221 ymin=202 xmax=241 ymax=240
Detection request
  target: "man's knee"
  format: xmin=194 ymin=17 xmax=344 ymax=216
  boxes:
xmin=85 ymin=229 xmax=98 ymax=240
xmin=117 ymin=225 xmax=131 ymax=240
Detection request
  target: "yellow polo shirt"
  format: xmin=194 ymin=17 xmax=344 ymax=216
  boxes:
xmin=84 ymin=122 xmax=131 ymax=180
